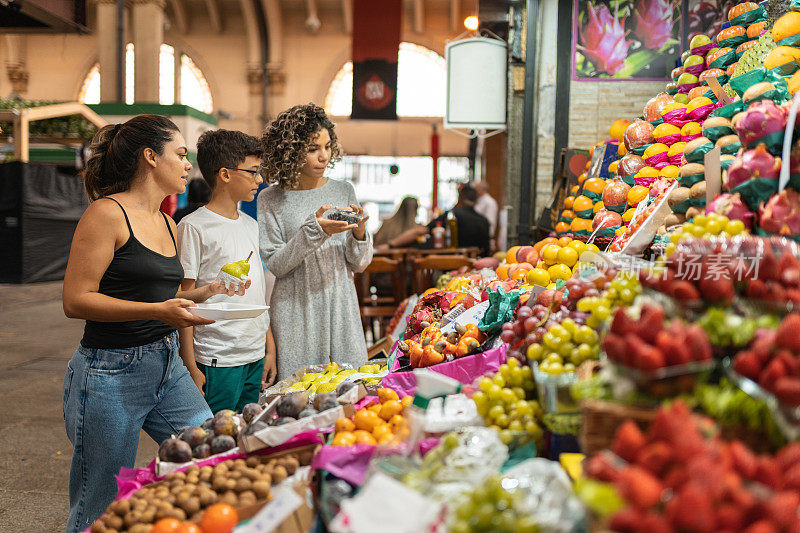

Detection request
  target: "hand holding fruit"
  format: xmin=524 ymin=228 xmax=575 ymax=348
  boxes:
xmin=154 ymin=298 xmax=215 ymax=327
xmin=347 ymin=203 xmax=369 ymax=240
xmin=316 ymin=205 xmax=357 ymax=236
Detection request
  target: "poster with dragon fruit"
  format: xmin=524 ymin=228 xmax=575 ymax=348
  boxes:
xmin=573 ymin=0 xmax=684 ymax=80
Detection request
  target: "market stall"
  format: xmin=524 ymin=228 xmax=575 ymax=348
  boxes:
xmin=87 ymin=2 xmax=800 ymax=532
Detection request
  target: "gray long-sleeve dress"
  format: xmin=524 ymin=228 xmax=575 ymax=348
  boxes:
xmin=257 ymin=179 xmax=373 ymax=378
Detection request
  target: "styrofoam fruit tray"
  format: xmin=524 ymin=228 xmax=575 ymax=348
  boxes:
xmin=188 ymin=302 xmax=269 ymax=320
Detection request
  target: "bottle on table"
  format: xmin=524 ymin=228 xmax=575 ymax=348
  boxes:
xmin=432 ymin=222 xmax=445 ymax=249
xmin=446 ymin=211 xmax=458 ymax=248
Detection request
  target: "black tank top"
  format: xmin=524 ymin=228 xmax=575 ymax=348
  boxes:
xmin=81 ymin=197 xmax=184 ymax=349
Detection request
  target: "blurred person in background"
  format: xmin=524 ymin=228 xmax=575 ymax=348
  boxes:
xmin=374 ymin=196 xmax=426 ymax=249
xmin=474 ymin=181 xmax=499 ymax=253
xmin=173 ymin=177 xmax=212 ymax=223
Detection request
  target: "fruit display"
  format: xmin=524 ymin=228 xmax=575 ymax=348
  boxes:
xmin=282 ymin=361 xmax=386 ymax=394
xmin=330 ymin=389 xmax=412 ymax=446
xmin=398 ymin=321 xmax=486 ymax=368
xmin=91 ymin=449 xmax=311 ymax=532
xmin=471 ymin=358 xmax=543 ymax=444
xmin=158 ymin=410 xmax=244 ymax=465
xmin=696 ymin=307 xmax=779 ymax=349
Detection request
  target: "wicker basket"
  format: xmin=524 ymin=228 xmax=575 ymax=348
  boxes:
xmin=579 ymin=399 xmax=657 ymax=455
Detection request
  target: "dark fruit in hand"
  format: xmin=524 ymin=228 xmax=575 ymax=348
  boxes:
xmin=276 ymin=392 xmax=309 ymax=418
xmin=326 ymin=208 xmax=362 ymax=224
xmin=242 ymin=403 xmax=263 ymax=424
xmin=159 ymin=438 xmax=192 ymax=463
xmin=178 ymin=426 xmax=208 ymax=449
xmin=193 ymin=443 xmax=211 ymax=459
xmin=209 ymin=434 xmax=236 ymax=455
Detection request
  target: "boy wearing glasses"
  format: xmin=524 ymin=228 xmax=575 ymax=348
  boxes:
xmin=177 ymin=129 xmax=277 ymax=413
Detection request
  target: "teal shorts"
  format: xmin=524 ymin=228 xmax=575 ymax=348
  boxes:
xmin=198 ymin=357 xmax=264 ymax=414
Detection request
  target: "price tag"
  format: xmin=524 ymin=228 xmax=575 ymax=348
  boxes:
xmin=706 ymin=77 xmax=732 ymax=106
xmin=704 ymin=146 xmax=722 ymax=205
xmin=586 ymin=144 xmax=607 ymax=180
xmin=234 ymin=486 xmax=303 ymax=533
xmin=440 ymin=300 xmax=490 ymax=333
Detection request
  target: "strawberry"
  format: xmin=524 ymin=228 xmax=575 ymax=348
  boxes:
xmin=759 ymin=250 xmax=780 ymax=282
xmin=752 ymin=331 xmax=777 ymax=363
xmin=774 ymin=350 xmax=800 ymax=377
xmin=660 ymin=334 xmax=692 ymax=366
xmin=785 ymin=463 xmax=800 ymax=491
xmin=624 ymin=333 xmax=647 ymax=367
xmin=585 ymin=451 xmax=623 ymax=483
xmin=616 ymin=465 xmax=664 ymax=509
xmin=779 ymin=253 xmax=800 ymax=287
xmin=746 ymin=279 xmax=769 ymax=299
xmin=637 ymin=442 xmax=673 ymax=476
xmin=715 ymin=504 xmax=745 ymax=532
xmin=743 ymin=521 xmax=779 ymax=533
xmin=685 ymin=324 xmax=713 ymax=362
xmin=777 ymin=442 xmax=800 ymax=471
xmin=728 ymin=440 xmax=758 ymax=479
xmin=637 ymin=345 xmax=666 ymax=371
xmin=669 ymin=280 xmax=702 ymax=303
xmin=776 ymin=313 xmax=800 ymax=353
xmin=733 ymin=351 xmax=762 ymax=381
xmin=611 ymin=307 xmax=636 ymax=336
xmin=667 ymin=484 xmax=715 ymax=533
xmin=640 ymin=512 xmax=674 ymax=533
xmin=774 ymin=377 xmax=800 ymax=406
xmin=663 ymin=465 xmax=689 ymax=490
xmin=637 ymin=304 xmax=665 ymax=343
xmin=788 ymin=288 xmax=800 ymax=304
xmin=760 ymin=358 xmax=789 ymax=390
xmin=698 ymin=277 xmax=735 ymax=304
xmin=765 ymin=281 xmax=787 ymax=303
xmin=613 ymin=421 xmax=646 ymax=463
xmin=765 ymin=491 xmax=800 ymax=528
xmin=754 ymin=456 xmax=783 ymax=490
xmin=609 ymin=508 xmax=646 ymax=533
xmin=602 ymin=332 xmax=627 ymax=363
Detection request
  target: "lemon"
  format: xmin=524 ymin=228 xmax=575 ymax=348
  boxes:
xmin=541 ymin=244 xmax=561 ymax=266
xmin=567 ymin=240 xmax=586 ymax=254
xmin=585 ymin=243 xmax=600 ymax=253
xmin=556 ymin=247 xmax=579 ymax=268
xmin=525 ymin=268 xmax=550 ymax=287
xmin=548 ymin=263 xmax=572 ymax=281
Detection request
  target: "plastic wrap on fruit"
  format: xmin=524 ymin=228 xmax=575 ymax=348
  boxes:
xmin=643 ymin=92 xmax=674 ymax=122
xmin=216 ymin=251 xmax=252 ymax=290
xmin=502 ymin=458 xmax=587 ymax=532
xmin=623 ymin=120 xmax=655 ymax=150
xmin=324 ymin=207 xmax=364 ymax=225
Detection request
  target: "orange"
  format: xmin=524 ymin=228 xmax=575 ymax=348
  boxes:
xmin=727 ymin=62 xmax=738 ymax=77
xmin=572 ymin=195 xmax=594 ymax=214
xmin=533 ymin=236 xmax=557 ymax=253
xmin=578 ymin=172 xmax=588 ymax=186
xmin=688 ymin=85 xmax=708 ymax=101
xmin=593 ymin=201 xmax=606 ymax=214
xmin=177 ymin=523 xmax=202 ymax=533
xmin=729 ymin=2 xmax=757 ymax=21
xmin=377 ymin=388 xmax=399 ymax=403
xmin=717 ymin=25 xmax=745 ymax=41
xmin=496 ymin=263 xmax=511 ymax=280
xmin=152 ymin=518 xmax=182 ymax=533
xmin=557 ymin=236 xmax=572 ymax=247
xmin=561 ymin=209 xmax=576 ymax=221
xmin=353 ymin=430 xmax=378 ymax=445
xmin=379 ymin=399 xmax=404 ymax=421
xmin=505 ymin=246 xmax=521 ymax=264
xmin=510 ymin=268 xmax=528 ymax=281
xmin=608 ymin=161 xmax=618 ymax=174
xmin=681 ymin=122 xmax=701 ymax=136
xmin=332 ymin=431 xmax=356 ymax=446
xmin=556 ymin=246 xmax=579 ymax=268
xmin=540 ymin=244 xmax=561 ymax=265
xmin=547 ymin=263 xmax=572 ymax=281
xmin=555 ymin=221 xmax=571 ymax=233
xmin=747 ymin=21 xmax=766 ymax=39
xmin=628 ymin=185 xmax=649 ymax=206
xmin=615 ymin=226 xmax=627 ymax=237
xmin=773 ymin=12 xmax=800 ymax=42
xmin=564 ymin=195 xmax=575 ymax=210
xmin=525 ymin=268 xmax=550 ymax=287
xmin=372 ymin=423 xmax=394 ymax=441
xmin=389 ymin=414 xmax=407 ymax=432
xmin=199 ymin=503 xmax=238 ymax=533
xmin=583 ymin=177 xmax=606 ymax=196
xmin=622 ymin=208 xmax=636 ymax=223
xmin=508 ymin=262 xmax=533 ymax=277
xmin=354 ymin=409 xmax=381 ymax=432
xmin=571 ymin=184 xmax=580 ymax=195
xmin=368 ymin=403 xmax=382 ymax=415
xmin=589 ymin=145 xmax=595 ymax=157
xmin=609 ymin=119 xmax=632 ymax=141
xmin=618 ymin=143 xmax=627 ymax=156
xmin=400 ymin=395 xmax=412 ymax=408
xmin=570 ymin=218 xmax=593 ymax=233
xmin=535 ymin=260 xmax=548 ymax=270
xmin=335 ymin=418 xmax=355 ymax=433
xmin=736 ymin=40 xmax=757 ymax=55
xmin=708 ymin=47 xmax=733 ymax=65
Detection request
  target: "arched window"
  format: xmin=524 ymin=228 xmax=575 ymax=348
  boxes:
xmin=78 ymin=44 xmax=214 ymax=113
xmin=325 ymin=42 xmax=446 ymax=117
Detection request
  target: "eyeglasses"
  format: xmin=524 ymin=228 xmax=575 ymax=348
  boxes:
xmin=226 ymin=167 xmax=261 ymax=177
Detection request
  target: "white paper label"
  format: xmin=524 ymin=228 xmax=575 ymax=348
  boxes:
xmin=234 ymin=486 xmax=303 ymax=533
xmin=780 ymin=92 xmax=800 ymax=192
xmin=706 ymin=77 xmax=732 ymax=106
xmin=704 ymin=146 xmax=721 ymax=205
xmin=440 ymin=300 xmax=490 ymax=333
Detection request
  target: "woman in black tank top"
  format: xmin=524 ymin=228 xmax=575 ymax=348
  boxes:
xmin=60 ymin=115 xmax=242 ymax=533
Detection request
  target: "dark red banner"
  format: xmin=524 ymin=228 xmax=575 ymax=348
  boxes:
xmin=351 ymin=0 xmax=401 ymax=120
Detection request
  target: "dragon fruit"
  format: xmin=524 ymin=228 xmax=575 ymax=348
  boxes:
xmin=760 ymin=189 xmax=800 ymax=237
xmin=633 ymin=0 xmax=674 ymax=50
xmin=578 ymin=3 xmax=631 ymax=75
xmin=705 ymin=193 xmax=755 ymax=229
xmin=725 ymin=144 xmax=781 ymax=190
xmin=732 ymin=100 xmax=787 ymax=149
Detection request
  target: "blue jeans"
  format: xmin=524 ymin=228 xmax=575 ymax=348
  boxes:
xmin=62 ymin=331 xmax=212 ymax=533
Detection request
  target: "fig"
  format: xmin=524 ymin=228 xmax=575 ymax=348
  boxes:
xmin=242 ymin=403 xmax=263 ymax=424
xmin=209 ymin=435 xmax=236 ymax=455
xmin=316 ymin=397 xmax=340 ymax=412
xmin=193 ymin=443 xmax=211 ymax=459
xmin=335 ymin=381 xmax=357 ymax=397
xmin=276 ymin=392 xmax=308 ymax=418
xmin=178 ymin=426 xmax=208 ymax=449
xmin=200 ymin=417 xmax=215 ymax=431
xmin=158 ymin=438 xmax=192 ymax=463
xmin=212 ymin=416 xmax=238 ymax=438
xmin=215 ymin=409 xmax=236 ymax=419
xmin=243 ymin=420 xmax=269 ymax=435
xmin=271 ymin=416 xmax=296 ymax=426
xmin=297 ymin=406 xmax=318 ymax=419
xmin=312 ymin=393 xmax=337 ymax=412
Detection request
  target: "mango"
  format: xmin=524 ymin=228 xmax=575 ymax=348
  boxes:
xmin=763 ymin=46 xmax=800 ymax=71
xmin=790 ymin=70 xmax=800 ymax=95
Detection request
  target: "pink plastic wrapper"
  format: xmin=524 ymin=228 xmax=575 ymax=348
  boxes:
xmin=683 ymin=63 xmax=705 ymax=76
xmin=669 ymin=154 xmax=685 ymax=166
xmin=635 ymin=175 xmax=657 ymax=187
xmin=656 ymin=133 xmax=682 ymax=146
xmin=662 ymin=109 xmax=687 ymax=123
xmin=311 ymin=438 xmax=440 ymax=487
xmin=687 ymin=104 xmax=715 ymax=121
xmin=682 ymin=134 xmax=701 ymax=143
xmin=113 ymin=430 xmax=323 ymax=501
xmin=382 ymin=344 xmax=507 ymax=397
xmin=678 ymin=82 xmax=701 ymax=94
xmin=691 ymin=42 xmax=715 ymax=57
xmin=644 ymin=152 xmax=669 ymax=169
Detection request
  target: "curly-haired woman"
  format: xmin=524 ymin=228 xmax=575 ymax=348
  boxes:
xmin=257 ymin=103 xmax=372 ymax=377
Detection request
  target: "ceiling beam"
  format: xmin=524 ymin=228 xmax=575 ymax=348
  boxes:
xmin=413 ymin=0 xmax=424 ymax=33
xmin=261 ymin=0 xmax=283 ymax=66
xmin=205 ymin=0 xmax=222 ymax=33
xmin=342 ymin=0 xmax=352 ymax=33
xmin=167 ymin=0 xmax=187 ymax=33
xmin=450 ymin=0 xmax=459 ymax=32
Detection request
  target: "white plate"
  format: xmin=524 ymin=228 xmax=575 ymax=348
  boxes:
xmin=187 ymin=302 xmax=269 ymax=320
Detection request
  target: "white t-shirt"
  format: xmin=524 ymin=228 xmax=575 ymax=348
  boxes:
xmin=177 ymin=207 xmax=269 ymax=367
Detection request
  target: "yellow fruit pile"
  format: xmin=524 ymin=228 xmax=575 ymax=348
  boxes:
xmin=331 ymin=388 xmax=412 ymax=446
xmin=286 ymin=362 xmax=387 ymax=394
xmin=497 ymin=237 xmax=598 ymax=289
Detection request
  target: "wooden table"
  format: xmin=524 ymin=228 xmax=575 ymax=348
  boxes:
xmin=373 ymin=247 xmax=481 ymax=259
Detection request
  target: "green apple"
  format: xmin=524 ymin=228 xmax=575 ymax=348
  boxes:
xmin=690 ymin=34 xmax=712 ymax=49
xmin=221 ymin=251 xmax=253 ymax=279
xmin=674 ymin=93 xmax=689 ymax=104
xmin=677 ymin=72 xmax=699 ymax=85
xmin=683 ymin=55 xmax=704 ymax=68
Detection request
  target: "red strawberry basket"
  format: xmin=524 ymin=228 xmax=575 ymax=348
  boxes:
xmin=606 ymin=357 xmax=716 ymax=400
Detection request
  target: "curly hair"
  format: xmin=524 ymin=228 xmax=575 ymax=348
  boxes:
xmin=260 ymin=103 xmax=342 ymax=189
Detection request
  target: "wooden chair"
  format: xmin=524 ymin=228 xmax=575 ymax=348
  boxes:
xmin=411 ymin=254 xmax=474 ymax=294
xmin=355 ymin=256 xmax=405 ymax=341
